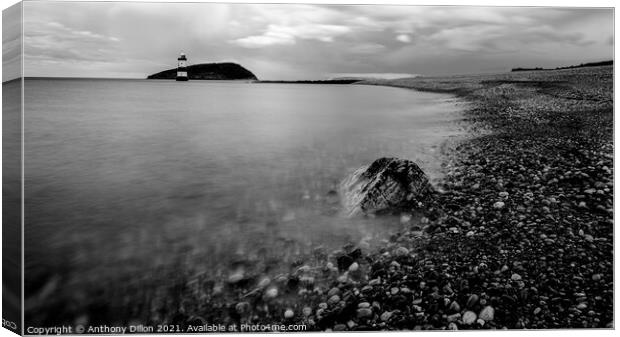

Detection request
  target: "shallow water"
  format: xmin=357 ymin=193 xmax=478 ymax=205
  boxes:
xmin=19 ymin=79 xmax=463 ymax=322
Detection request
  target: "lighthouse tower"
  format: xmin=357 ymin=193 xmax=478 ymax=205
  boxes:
xmin=176 ymin=52 xmax=188 ymax=81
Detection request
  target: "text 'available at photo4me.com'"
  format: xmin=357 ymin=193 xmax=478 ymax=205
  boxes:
xmin=25 ymin=323 xmax=309 ymax=334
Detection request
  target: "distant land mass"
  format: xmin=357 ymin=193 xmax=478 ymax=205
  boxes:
xmin=147 ymin=62 xmax=258 ymax=80
xmin=257 ymin=79 xmax=361 ymax=84
xmin=512 ymin=60 xmax=612 ymax=72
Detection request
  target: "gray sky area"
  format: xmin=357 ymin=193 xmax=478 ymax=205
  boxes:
xmin=4 ymin=1 xmax=615 ymax=80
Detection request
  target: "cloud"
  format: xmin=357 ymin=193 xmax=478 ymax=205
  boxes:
xmin=396 ymin=34 xmax=411 ymax=43
xmin=18 ymin=3 xmax=615 ymax=79
xmin=24 ymin=19 xmax=122 ymax=64
xmin=349 ymin=43 xmax=385 ymax=54
xmin=231 ymin=23 xmax=351 ymax=48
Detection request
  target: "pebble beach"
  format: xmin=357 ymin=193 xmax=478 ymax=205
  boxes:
xmin=201 ymin=65 xmax=614 ymax=331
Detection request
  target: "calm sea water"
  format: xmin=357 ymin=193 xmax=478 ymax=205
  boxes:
xmin=20 ymin=79 xmax=463 ymax=323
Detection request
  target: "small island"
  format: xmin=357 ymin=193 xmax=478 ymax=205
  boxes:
xmin=147 ymin=62 xmax=258 ymax=81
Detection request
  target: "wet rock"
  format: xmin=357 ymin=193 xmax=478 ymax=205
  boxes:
xmin=340 ymin=157 xmax=434 ymax=215
xmin=337 ymin=255 xmax=354 ymax=271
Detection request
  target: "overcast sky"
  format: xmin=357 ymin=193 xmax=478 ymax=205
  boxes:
xmin=4 ymin=1 xmax=615 ymax=80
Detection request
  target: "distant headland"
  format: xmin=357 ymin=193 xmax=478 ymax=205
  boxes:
xmin=511 ymin=60 xmax=612 ymax=72
xmin=147 ymin=62 xmax=258 ymax=80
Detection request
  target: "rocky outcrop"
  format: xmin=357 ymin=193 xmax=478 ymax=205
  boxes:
xmin=340 ymin=157 xmax=434 ymax=216
xmin=147 ymin=62 xmax=258 ymax=80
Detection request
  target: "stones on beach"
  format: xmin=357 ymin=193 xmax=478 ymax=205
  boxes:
xmin=227 ymin=270 xmax=245 ymax=284
xmin=462 ymin=311 xmax=477 ymax=325
xmin=479 ymin=306 xmax=495 ymax=322
xmin=395 ymin=247 xmax=409 ymax=256
xmin=340 ymin=157 xmax=434 ymax=216
xmin=357 ymin=308 xmax=373 ymax=319
xmin=235 ymin=302 xmax=250 ymax=315
xmin=264 ymin=287 xmax=278 ymax=299
xmin=493 ymin=201 xmax=505 ymax=209
xmin=284 ymin=309 xmax=295 ymax=319
xmin=466 ymin=294 xmax=479 ymax=308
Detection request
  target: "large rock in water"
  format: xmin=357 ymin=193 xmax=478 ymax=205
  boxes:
xmin=340 ymin=157 xmax=434 ymax=216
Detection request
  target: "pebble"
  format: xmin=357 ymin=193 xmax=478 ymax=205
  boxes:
xmin=448 ymin=322 xmax=458 ymax=330
xmin=577 ymin=303 xmax=588 ymax=310
xmin=592 ymin=274 xmax=602 ymax=281
xmin=228 ymin=270 xmax=244 ymax=284
xmin=511 ymin=273 xmax=522 ymax=281
xmin=284 ymin=309 xmax=294 ymax=319
xmin=462 ymin=311 xmax=477 ymax=325
xmin=493 ymin=201 xmax=505 ymax=209
xmin=235 ymin=302 xmax=250 ymax=315
xmin=395 ymin=247 xmax=409 ymax=256
xmin=534 ymin=307 xmax=542 ymax=315
xmin=327 ymin=287 xmax=340 ymax=297
xmin=447 ymin=313 xmax=461 ymax=322
xmin=449 ymin=301 xmax=461 ymax=312
xmin=369 ymin=278 xmax=381 ymax=286
xmin=466 ymin=294 xmax=479 ymax=308
xmin=380 ymin=311 xmax=392 ymax=322
xmin=479 ymin=306 xmax=495 ymax=321
xmin=357 ymin=308 xmax=373 ymax=319
xmin=257 ymin=277 xmax=271 ymax=288
xmin=265 ymin=287 xmax=278 ymax=299
xmin=358 ymin=302 xmax=371 ymax=308
xmin=499 ymin=191 xmax=509 ymax=197
xmin=585 ymin=234 xmax=594 ymax=242
xmin=302 ymin=307 xmax=312 ymax=317
xmin=333 ymin=324 xmax=346 ymax=331
xmin=348 ymin=262 xmax=359 ymax=272
xmin=466 ymin=231 xmax=475 ymax=237
xmin=328 ymin=295 xmax=341 ymax=305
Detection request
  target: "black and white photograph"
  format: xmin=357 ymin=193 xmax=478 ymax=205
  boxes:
xmin=1 ymin=0 xmax=616 ymax=334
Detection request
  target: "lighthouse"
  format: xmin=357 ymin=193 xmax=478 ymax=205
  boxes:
xmin=176 ymin=52 xmax=188 ymax=81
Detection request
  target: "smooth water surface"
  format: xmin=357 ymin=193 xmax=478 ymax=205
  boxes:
xmin=22 ymin=79 xmax=463 ymax=322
